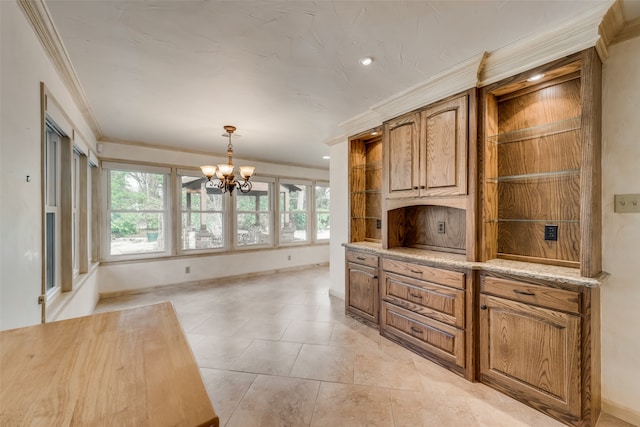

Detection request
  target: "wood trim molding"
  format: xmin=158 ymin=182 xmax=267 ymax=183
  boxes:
xmin=597 ymin=0 xmax=625 ymax=60
xmin=611 ymin=16 xmax=640 ymax=45
xmin=601 ymin=399 xmax=640 ymax=427
xmin=18 ymin=0 xmax=102 ymax=138
xmin=478 ymin=1 xmax=613 ymax=86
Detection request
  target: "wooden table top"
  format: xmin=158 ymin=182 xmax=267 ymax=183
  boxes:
xmin=0 ymin=302 xmax=218 ymax=427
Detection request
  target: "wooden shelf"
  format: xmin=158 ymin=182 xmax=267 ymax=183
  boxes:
xmin=486 ymin=168 xmax=579 ymax=183
xmin=487 ymin=116 xmax=581 ymax=145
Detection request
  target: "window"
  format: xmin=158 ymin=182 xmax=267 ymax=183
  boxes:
xmin=236 ymin=179 xmax=274 ymax=247
xmin=179 ymin=173 xmax=225 ymax=251
xmin=72 ymin=150 xmax=80 ymax=273
xmin=315 ymin=183 xmax=330 ymax=241
xmin=105 ymin=163 xmax=170 ymax=257
xmin=45 ymin=125 xmax=61 ymax=293
xmin=279 ymin=180 xmax=310 ymax=244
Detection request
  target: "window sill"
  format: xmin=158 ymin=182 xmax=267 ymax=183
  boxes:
xmin=45 ymin=262 xmax=100 ymax=322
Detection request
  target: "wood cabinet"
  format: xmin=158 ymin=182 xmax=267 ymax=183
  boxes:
xmin=480 ymin=49 xmax=602 ymax=276
xmin=479 ymin=273 xmax=600 ymax=427
xmin=349 ymin=128 xmax=383 ymax=242
xmin=380 ymin=257 xmax=471 ymax=378
xmin=345 ymin=250 xmax=379 ymax=327
xmin=384 ymin=92 xmax=469 ymax=200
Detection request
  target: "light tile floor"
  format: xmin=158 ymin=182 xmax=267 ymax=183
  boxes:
xmin=94 ymin=265 xmax=634 ymax=427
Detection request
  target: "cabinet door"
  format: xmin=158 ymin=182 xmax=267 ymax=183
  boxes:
xmin=421 ymin=95 xmax=468 ymax=196
xmin=346 ymin=262 xmax=378 ymax=323
xmin=479 ymin=294 xmax=581 ymax=419
xmin=384 ymin=112 xmax=420 ymax=199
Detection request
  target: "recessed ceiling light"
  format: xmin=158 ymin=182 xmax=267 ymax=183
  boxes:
xmin=527 ymin=73 xmax=545 ymax=82
xmin=359 ymin=57 xmax=373 ymax=66
xmin=322 ymin=155 xmax=330 ymax=160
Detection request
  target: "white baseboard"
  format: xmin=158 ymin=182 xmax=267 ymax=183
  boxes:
xmin=328 ymin=289 xmax=345 ymax=301
xmin=602 ymin=399 xmax=640 ymax=426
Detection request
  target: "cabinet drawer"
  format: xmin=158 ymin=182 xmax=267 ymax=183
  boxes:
xmin=381 ymin=258 xmax=465 ymax=289
xmin=381 ymin=302 xmax=465 ymax=369
xmin=481 ymin=276 xmax=580 ymax=314
xmin=346 ymin=250 xmax=379 ymax=268
xmin=382 ymin=272 xmax=464 ymax=328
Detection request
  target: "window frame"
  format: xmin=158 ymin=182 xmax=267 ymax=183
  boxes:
xmin=278 ymin=178 xmax=312 ymax=245
xmin=177 ymin=169 xmax=228 ymax=254
xmin=44 ymin=123 xmax=63 ymax=300
xmin=313 ymin=182 xmax=330 ymax=243
xmin=234 ymin=177 xmax=276 ymax=250
xmin=102 ymin=162 xmax=172 ymax=261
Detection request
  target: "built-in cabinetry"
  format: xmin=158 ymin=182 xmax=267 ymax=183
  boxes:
xmin=380 ymin=257 xmax=472 ymax=379
xmin=383 ymin=89 xmax=477 ymax=259
xmin=345 ymin=48 xmax=602 ymax=427
xmin=480 ymin=49 xmax=602 ymax=277
xmin=345 ymin=249 xmax=379 ymax=328
xmin=479 ymin=272 xmax=599 ymax=427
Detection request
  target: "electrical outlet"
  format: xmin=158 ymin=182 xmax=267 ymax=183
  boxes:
xmin=376 ymin=219 xmax=382 ymax=229
xmin=185 ymin=266 xmax=190 ymax=274
xmin=287 ymin=255 xmax=292 ymax=261
xmin=544 ymin=225 xmax=558 ymax=241
xmin=614 ymin=194 xmax=640 ymax=213
xmin=437 ymin=221 xmax=446 ymax=234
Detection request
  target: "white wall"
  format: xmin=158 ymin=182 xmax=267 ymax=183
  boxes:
xmin=328 ymin=140 xmax=348 ymax=299
xmin=0 ymin=2 xmax=99 ymax=330
xmin=99 ymin=245 xmax=328 ymax=295
xmin=600 ymin=36 xmax=640 ymax=423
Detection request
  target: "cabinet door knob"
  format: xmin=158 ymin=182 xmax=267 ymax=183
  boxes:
xmin=413 ymin=186 xmax=419 ymax=190
xmin=420 ymin=185 xmax=425 ymax=189
xmin=373 ymin=276 xmax=378 ymax=279
xmin=480 ymin=305 xmax=488 ymax=310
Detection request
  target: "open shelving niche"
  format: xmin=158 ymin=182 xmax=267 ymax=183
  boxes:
xmin=480 ymin=50 xmax=602 ymax=276
xmin=349 ymin=128 xmax=383 ymax=243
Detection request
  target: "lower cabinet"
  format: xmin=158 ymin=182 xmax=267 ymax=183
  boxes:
xmin=379 ymin=257 xmax=469 ymax=377
xmin=479 ymin=273 xmax=599 ymax=427
xmin=345 ymin=250 xmax=379 ymax=327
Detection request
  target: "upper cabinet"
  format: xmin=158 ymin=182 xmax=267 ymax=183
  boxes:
xmin=479 ymin=49 xmax=602 ymax=277
xmin=384 ymin=91 xmax=470 ymax=200
xmin=384 ymin=112 xmax=420 ymax=199
xmin=421 ymin=94 xmax=468 ymax=197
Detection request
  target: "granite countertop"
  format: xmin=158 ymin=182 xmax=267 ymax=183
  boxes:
xmin=343 ymin=241 xmax=605 ymax=288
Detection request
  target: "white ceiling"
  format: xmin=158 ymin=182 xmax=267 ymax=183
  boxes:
xmin=44 ymin=0 xmax=631 ymax=169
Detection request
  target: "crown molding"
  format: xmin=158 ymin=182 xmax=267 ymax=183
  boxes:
xmin=324 ymin=135 xmax=347 ymax=147
xmin=371 ymin=52 xmax=486 ymax=123
xmin=596 ymin=0 xmax=625 ymax=60
xmin=612 ymin=16 xmax=640 ymax=45
xmin=338 ymin=110 xmax=385 ymax=139
xmin=479 ymin=1 xmax=614 ymax=86
xmin=18 ymin=0 xmax=102 ymax=138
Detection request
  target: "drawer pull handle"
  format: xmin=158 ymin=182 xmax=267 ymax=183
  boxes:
xmin=356 ymin=256 xmax=366 ymax=261
xmin=513 ymin=289 xmax=535 ymax=296
xmin=480 ymin=305 xmax=488 ymax=310
xmin=409 ymin=293 xmax=423 ymax=299
xmin=410 ymin=327 xmax=423 ymax=334
xmin=410 ymin=269 xmax=422 ymax=274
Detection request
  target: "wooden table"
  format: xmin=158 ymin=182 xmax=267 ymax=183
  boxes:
xmin=0 ymin=302 xmax=218 ymax=427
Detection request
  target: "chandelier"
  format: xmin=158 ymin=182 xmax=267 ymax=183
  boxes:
xmin=200 ymin=125 xmax=254 ymax=195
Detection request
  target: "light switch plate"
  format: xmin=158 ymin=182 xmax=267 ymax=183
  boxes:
xmin=614 ymin=194 xmax=640 ymax=213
